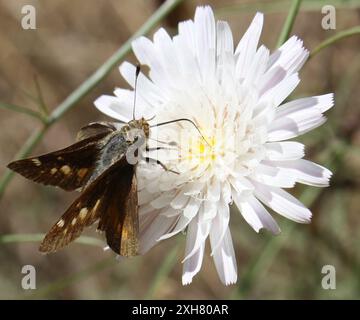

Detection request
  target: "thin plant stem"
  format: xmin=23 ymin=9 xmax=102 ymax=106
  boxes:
xmin=309 ymin=26 xmax=360 ymax=60
xmin=0 ymin=102 xmax=45 ymax=122
xmin=33 ymin=75 xmax=49 ymax=116
xmin=276 ymin=0 xmax=302 ymax=47
xmin=0 ymin=0 xmax=184 ymax=199
xmin=0 ymin=233 xmax=104 ymax=248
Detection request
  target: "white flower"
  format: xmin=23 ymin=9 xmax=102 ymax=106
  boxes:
xmin=94 ymin=6 xmax=333 ymax=285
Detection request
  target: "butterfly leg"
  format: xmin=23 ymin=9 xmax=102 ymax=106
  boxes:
xmin=145 ymin=146 xmax=177 ymax=152
xmin=144 ymin=157 xmax=179 ymax=175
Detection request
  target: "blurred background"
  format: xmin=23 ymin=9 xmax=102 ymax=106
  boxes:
xmin=0 ymin=0 xmax=359 ymax=299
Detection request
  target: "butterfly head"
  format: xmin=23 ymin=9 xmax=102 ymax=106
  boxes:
xmin=127 ymin=117 xmax=150 ymax=139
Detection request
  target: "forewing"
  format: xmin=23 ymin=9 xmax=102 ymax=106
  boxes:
xmin=76 ymin=121 xmax=117 ymax=142
xmin=7 ymin=132 xmax=109 ymax=191
xmin=39 ymin=156 xmax=129 ymax=253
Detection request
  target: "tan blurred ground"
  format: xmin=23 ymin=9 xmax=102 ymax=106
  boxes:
xmin=0 ymin=0 xmax=360 ymax=299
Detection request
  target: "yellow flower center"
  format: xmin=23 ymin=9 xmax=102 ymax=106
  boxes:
xmin=184 ymin=135 xmax=217 ymax=164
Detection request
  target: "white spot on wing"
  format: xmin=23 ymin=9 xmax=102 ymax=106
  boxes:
xmin=60 ymin=165 xmax=71 ymax=175
xmin=57 ymin=219 xmax=65 ymax=228
xmin=79 ymin=208 xmax=88 ymax=220
xmin=32 ymin=158 xmax=42 ymax=166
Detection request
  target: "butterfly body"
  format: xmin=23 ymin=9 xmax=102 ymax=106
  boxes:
xmin=83 ymin=119 xmax=149 ymax=188
xmin=7 ymin=118 xmax=150 ymax=256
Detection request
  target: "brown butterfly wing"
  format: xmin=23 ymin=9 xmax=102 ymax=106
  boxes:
xmin=40 ymin=157 xmax=139 ymax=256
xmin=100 ymin=167 xmax=139 ymax=257
xmin=7 ymin=131 xmax=111 ymax=191
xmin=76 ymin=122 xmax=117 ymax=142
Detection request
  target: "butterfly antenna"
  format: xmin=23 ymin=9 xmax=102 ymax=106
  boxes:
xmin=133 ymin=64 xmax=141 ymax=120
xmin=151 ymin=118 xmax=211 ymax=147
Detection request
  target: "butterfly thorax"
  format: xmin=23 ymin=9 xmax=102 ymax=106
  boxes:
xmin=84 ymin=118 xmax=149 ymax=189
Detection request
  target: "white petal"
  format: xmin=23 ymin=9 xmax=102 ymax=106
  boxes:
xmin=119 ymin=61 xmax=165 ymax=107
xmin=229 ymin=176 xmax=254 ymax=194
xmin=150 ymin=191 xmax=176 ymax=209
xmin=250 ymin=163 xmax=296 ymax=188
xmin=244 ymin=45 xmax=269 ymax=86
xmin=93 ymin=95 xmax=132 ymax=122
xmin=173 ymin=31 xmax=202 ymax=88
xmin=194 ymin=6 xmax=216 ymax=83
xmin=182 ymin=205 xmax=211 ymax=262
xmin=159 ymin=197 xmax=201 ymax=240
xmin=170 ymin=192 xmax=189 ymax=209
xmin=138 ymin=189 xmax=157 ymax=206
xmin=268 ymin=116 xmax=326 ymax=141
xmin=182 ymin=242 xmax=205 ymax=285
xmin=210 ymin=227 xmax=237 ymax=285
xmin=216 ymin=21 xmax=234 ymax=55
xmin=267 ymin=36 xmax=309 ymax=75
xmin=178 ymin=19 xmax=196 ymax=56
xmin=235 ymin=12 xmax=264 ymax=80
xmin=131 ymin=37 xmax=171 ymax=93
xmin=234 ymin=194 xmax=280 ymax=234
xmin=252 ymin=180 xmax=312 ymax=223
xmin=183 ymin=198 xmax=202 ymax=219
xmin=206 ymin=179 xmax=221 ymax=201
xmin=260 ymin=73 xmax=300 ymax=107
xmin=265 ymin=141 xmax=305 ymax=160
xmin=159 ymin=206 xmax=181 ymax=218
xmin=210 ymin=199 xmax=230 ymax=254
xmin=140 ymin=203 xmax=157 ymax=215
xmin=268 ymin=94 xmax=334 ymax=141
xmin=139 ymin=214 xmax=179 ymax=254
xmin=158 ymin=214 xmax=192 ymax=240
xmin=258 ymin=65 xmax=287 ymax=96
xmin=113 ymin=88 xmax=154 ymax=120
xmin=265 ymin=159 xmax=332 ymax=187
xmin=216 ymin=21 xmax=235 ymax=89
xmin=181 ymin=210 xmax=209 ymax=285
xmin=276 ymin=93 xmax=334 ymax=118
xmin=203 ymin=200 xmax=217 ymax=220
xmin=222 ymin=180 xmax=232 ymax=204
xmin=153 ymin=28 xmax=179 ymax=79
xmin=182 ymin=181 xmax=205 ymax=195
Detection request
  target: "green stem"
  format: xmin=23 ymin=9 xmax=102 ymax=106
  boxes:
xmin=0 ymin=102 xmax=45 ymax=122
xmin=276 ymin=0 xmax=302 ymax=47
xmin=33 ymin=75 xmax=49 ymax=116
xmin=0 ymin=0 xmax=184 ymax=198
xmin=309 ymin=26 xmax=360 ymax=60
xmin=0 ymin=233 xmax=104 ymax=247
xmin=47 ymin=0 xmax=183 ymax=123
